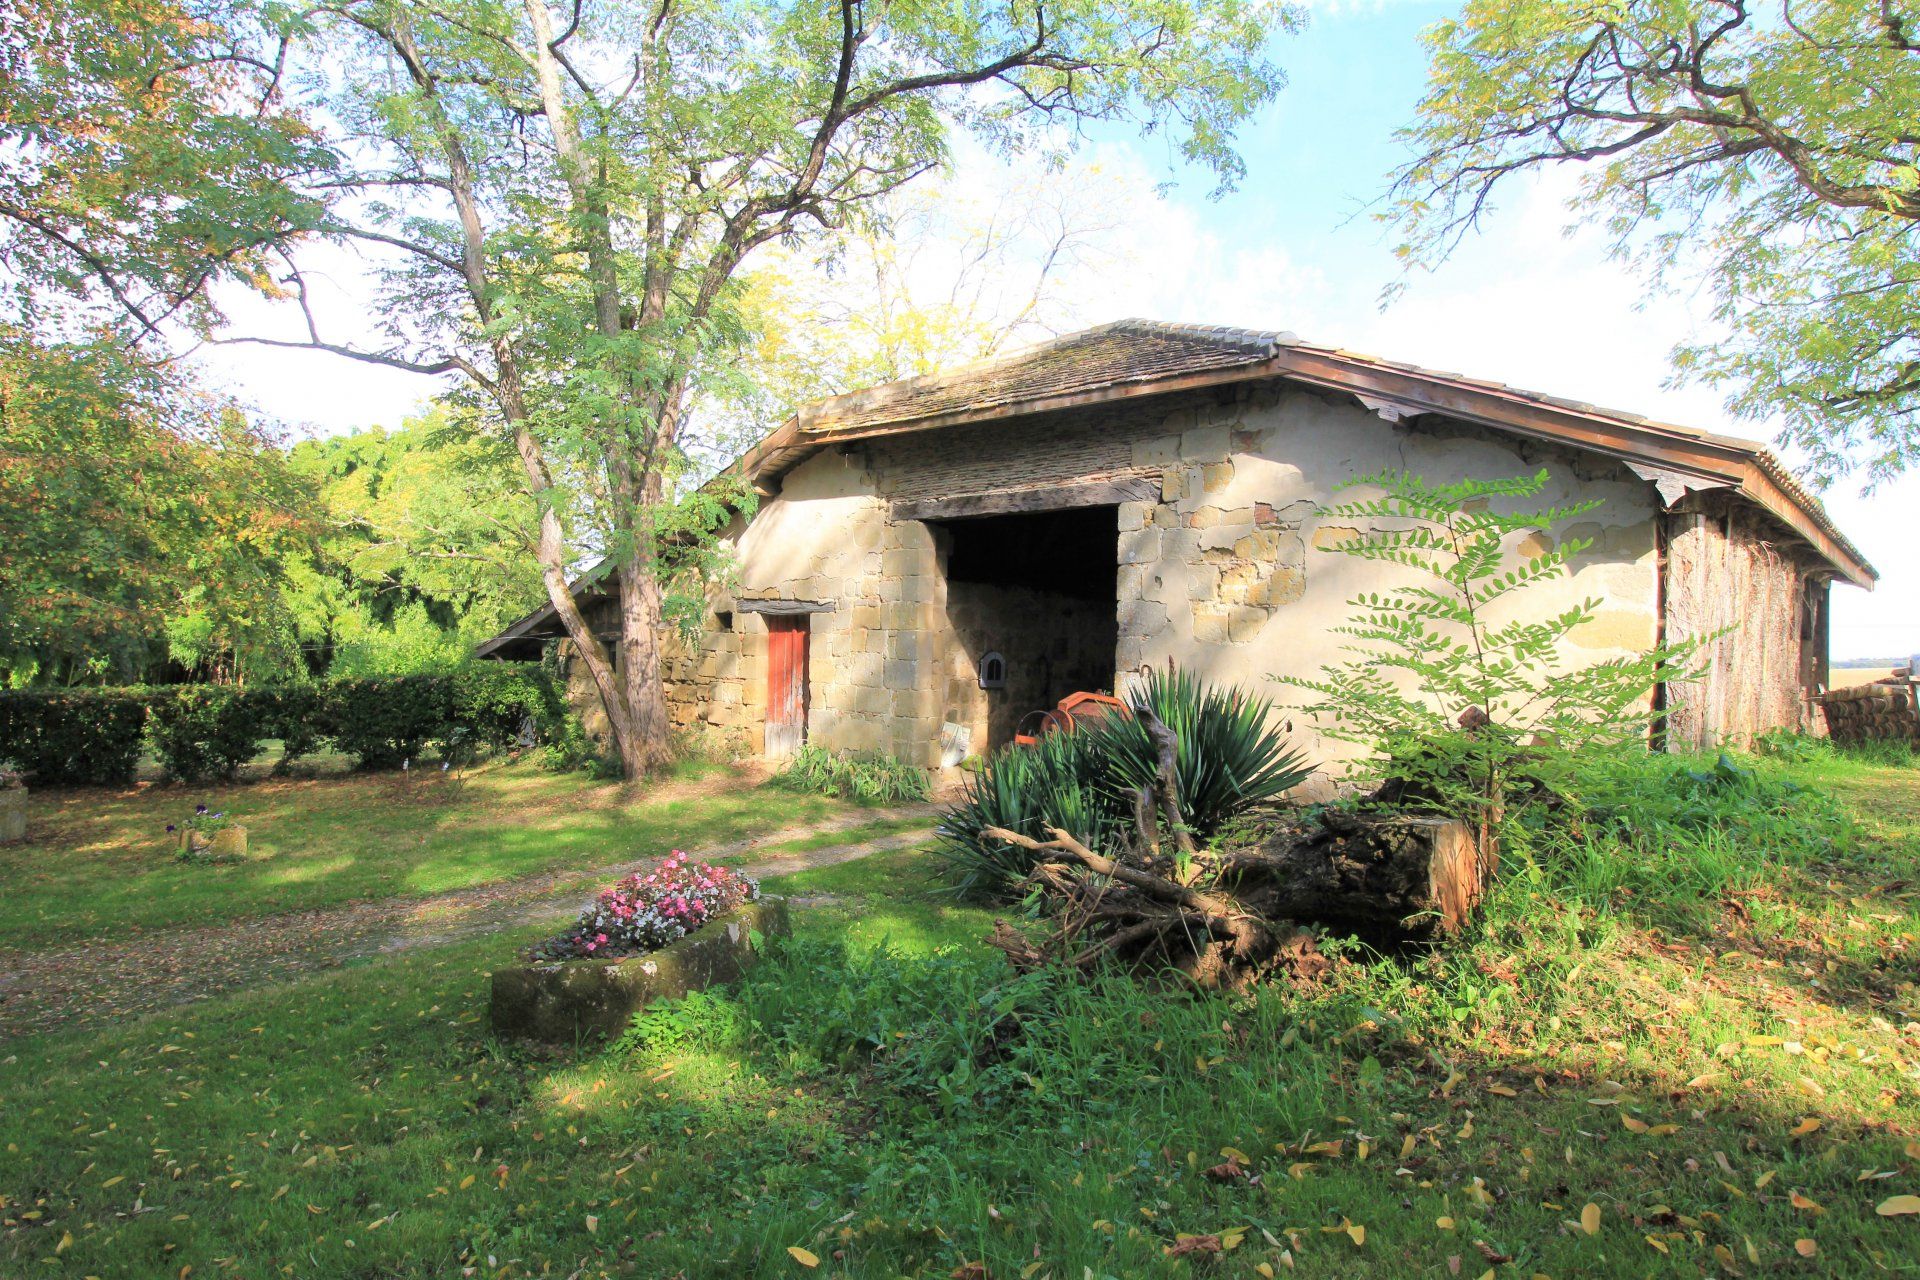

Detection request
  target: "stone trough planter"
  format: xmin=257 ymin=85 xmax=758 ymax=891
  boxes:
xmin=179 ymin=824 xmax=249 ymax=862
xmin=490 ymin=897 xmax=791 ymax=1044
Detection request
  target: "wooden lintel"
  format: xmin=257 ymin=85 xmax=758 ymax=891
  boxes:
xmin=889 ymin=475 xmax=1159 ymax=523
xmin=733 ymin=599 xmax=835 ymax=616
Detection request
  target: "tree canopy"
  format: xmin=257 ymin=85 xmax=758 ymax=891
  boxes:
xmin=284 ymin=409 xmax=548 ymax=676
xmin=0 ymin=331 xmax=314 ymax=684
xmin=1389 ymin=0 xmax=1920 ymax=486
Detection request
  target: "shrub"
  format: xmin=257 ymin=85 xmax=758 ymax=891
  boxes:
xmin=253 ymin=685 xmax=328 ymax=772
xmin=1084 ymin=666 xmax=1312 ymax=838
xmin=449 ymin=664 xmax=564 ymax=746
xmin=323 ymin=666 xmax=556 ymax=769
xmin=1282 ymin=470 xmax=1699 ymax=838
xmin=0 ymin=690 xmax=149 ymax=784
xmin=147 ymin=686 xmax=270 ymax=782
xmin=774 ymin=744 xmax=932 ymax=805
xmin=322 ymin=675 xmax=458 ymax=769
xmin=935 ymin=670 xmax=1309 ymax=900
xmin=935 ymin=729 xmax=1118 ymax=899
xmin=0 ymin=665 xmax=559 ymax=783
xmin=537 ymin=714 xmax=622 ymax=778
xmin=528 ymin=850 xmax=758 ymax=960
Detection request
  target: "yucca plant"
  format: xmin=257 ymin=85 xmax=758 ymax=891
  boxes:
xmin=935 ymin=669 xmax=1312 ymax=900
xmin=934 ymin=730 xmax=1117 ymax=900
xmin=1087 ymin=666 xmax=1313 ymax=840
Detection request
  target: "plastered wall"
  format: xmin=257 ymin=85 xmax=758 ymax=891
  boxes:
xmin=661 ymin=381 xmax=1665 ymax=775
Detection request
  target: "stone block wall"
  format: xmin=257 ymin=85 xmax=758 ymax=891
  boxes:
xmin=637 ymin=381 xmax=1666 ymax=776
xmin=944 ymin=579 xmax=1119 ymax=754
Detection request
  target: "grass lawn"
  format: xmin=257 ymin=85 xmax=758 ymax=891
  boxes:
xmin=0 ymin=759 xmax=873 ymax=949
xmin=3 ymin=747 xmax=1919 ymax=1277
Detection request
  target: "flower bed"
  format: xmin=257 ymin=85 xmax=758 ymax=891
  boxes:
xmin=526 ymin=850 xmax=759 ymax=960
xmin=491 ymin=852 xmax=786 ymax=1043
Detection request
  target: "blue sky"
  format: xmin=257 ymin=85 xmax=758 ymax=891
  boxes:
xmin=198 ymin=0 xmax=1916 ymax=661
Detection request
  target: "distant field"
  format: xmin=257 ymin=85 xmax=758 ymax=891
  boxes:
xmin=1832 ymin=666 xmax=1900 ymax=687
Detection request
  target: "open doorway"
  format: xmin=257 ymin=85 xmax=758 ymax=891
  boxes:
xmin=936 ymin=505 xmax=1120 ymax=752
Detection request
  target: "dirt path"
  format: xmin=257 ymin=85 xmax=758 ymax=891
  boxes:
xmin=0 ymin=805 xmax=937 ymax=1043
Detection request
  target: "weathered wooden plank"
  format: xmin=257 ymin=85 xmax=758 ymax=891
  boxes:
xmin=733 ymin=599 xmax=834 ymax=616
xmin=889 ymin=475 xmax=1158 ymax=523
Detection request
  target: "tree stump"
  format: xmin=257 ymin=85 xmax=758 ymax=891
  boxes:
xmin=1216 ymin=811 xmax=1486 ymax=942
xmin=981 ymin=811 xmax=1487 ymax=988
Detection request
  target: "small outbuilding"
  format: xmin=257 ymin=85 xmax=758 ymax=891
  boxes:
xmin=479 ymin=320 xmax=1875 ymax=771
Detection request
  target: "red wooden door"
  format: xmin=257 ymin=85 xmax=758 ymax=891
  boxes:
xmin=766 ymin=616 xmax=809 ymax=758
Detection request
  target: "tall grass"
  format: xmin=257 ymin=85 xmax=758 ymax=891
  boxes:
xmin=774 ymin=743 xmax=932 ymax=805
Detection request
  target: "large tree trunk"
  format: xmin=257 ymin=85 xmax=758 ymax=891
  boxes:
xmin=616 ymin=554 xmax=677 ymax=777
xmin=1215 ymin=810 xmax=1487 ymax=942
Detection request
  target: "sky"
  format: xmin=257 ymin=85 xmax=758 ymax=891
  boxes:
xmin=193 ymin=0 xmax=1918 ymax=661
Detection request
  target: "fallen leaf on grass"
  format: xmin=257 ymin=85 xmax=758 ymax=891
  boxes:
xmin=1204 ymin=1155 xmax=1249 ymax=1182
xmin=787 ymin=1246 xmax=820 ymax=1268
xmin=1795 ymin=1238 xmax=1818 ymax=1257
xmin=1166 ymin=1234 xmax=1221 ymax=1257
xmin=1580 ymin=1203 xmax=1601 ymax=1236
xmin=1877 ymin=1195 xmax=1920 ymax=1216
xmin=1790 ymin=1117 xmax=1821 ymax=1136
xmin=1790 ymin=1191 xmax=1824 ymax=1214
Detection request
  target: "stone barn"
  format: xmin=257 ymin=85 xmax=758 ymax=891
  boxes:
xmin=478 ymin=320 xmax=1875 ymax=772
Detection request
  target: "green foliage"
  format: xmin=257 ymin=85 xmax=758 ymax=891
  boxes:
xmin=1389 ymin=0 xmax=1920 ymax=484
xmin=1085 ymin=665 xmax=1313 ymax=837
xmin=254 ymin=685 xmax=329 ymax=773
xmin=536 ymin=716 xmax=624 ymax=780
xmin=0 ymin=666 xmax=558 ymax=783
xmin=147 ymin=687 xmax=270 ymax=783
xmin=773 ymin=745 xmax=931 ymax=806
xmin=0 ymin=331 xmax=318 ymax=685
xmin=936 ymin=729 xmax=1120 ymax=900
xmin=937 ymin=672 xmax=1308 ymax=899
xmin=282 ymin=409 xmax=547 ymax=677
xmin=324 ymin=667 xmax=559 ymax=771
xmin=0 ymin=689 xmax=150 ymax=784
xmin=0 ymin=0 xmax=330 ymax=343
xmin=1283 ymin=471 xmax=1697 ymax=831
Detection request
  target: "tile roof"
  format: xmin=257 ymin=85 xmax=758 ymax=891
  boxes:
xmin=798 ymin=320 xmax=1286 ymax=434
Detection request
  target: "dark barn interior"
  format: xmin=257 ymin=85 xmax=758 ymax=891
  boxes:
xmin=937 ymin=505 xmax=1120 ymax=750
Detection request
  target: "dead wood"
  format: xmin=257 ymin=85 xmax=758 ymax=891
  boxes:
xmin=1139 ymin=706 xmax=1198 ymax=859
xmin=978 ymin=808 xmax=1484 ymax=989
xmin=1216 ymin=811 xmax=1485 ymax=940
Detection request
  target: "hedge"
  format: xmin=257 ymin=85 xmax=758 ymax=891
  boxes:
xmin=0 ymin=666 xmax=563 ymax=785
xmin=0 ymin=691 xmax=151 ymax=785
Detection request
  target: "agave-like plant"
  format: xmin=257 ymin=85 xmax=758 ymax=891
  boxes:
xmin=935 ymin=668 xmax=1312 ymax=900
xmin=933 ymin=729 xmax=1116 ymax=900
xmin=1087 ymin=665 xmax=1313 ymax=840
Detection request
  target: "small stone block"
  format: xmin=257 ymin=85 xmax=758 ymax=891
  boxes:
xmin=0 ymin=785 xmax=23 ymax=844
